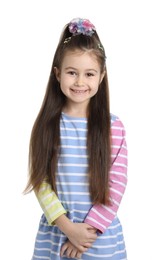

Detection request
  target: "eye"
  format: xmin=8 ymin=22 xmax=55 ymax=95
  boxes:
xmin=67 ymin=71 xmax=77 ymax=76
xmin=86 ymin=72 xmax=94 ymax=77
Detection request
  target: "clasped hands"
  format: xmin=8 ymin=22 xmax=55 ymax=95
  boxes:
xmin=60 ymin=222 xmax=97 ymax=259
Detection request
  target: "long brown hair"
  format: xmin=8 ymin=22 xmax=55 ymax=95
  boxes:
xmin=24 ymin=21 xmax=111 ymax=204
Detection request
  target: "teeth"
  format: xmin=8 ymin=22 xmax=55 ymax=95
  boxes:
xmin=73 ymin=90 xmax=86 ymax=93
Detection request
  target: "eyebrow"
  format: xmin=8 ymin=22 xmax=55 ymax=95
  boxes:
xmin=65 ymin=67 xmax=98 ymax=73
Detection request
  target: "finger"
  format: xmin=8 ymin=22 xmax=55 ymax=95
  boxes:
xmin=77 ymin=245 xmax=88 ymax=253
xmin=76 ymin=251 xmax=82 ymax=259
xmin=83 ymin=242 xmax=92 ymax=248
xmin=87 ymin=233 xmax=97 ymax=240
xmin=84 ymin=236 xmax=97 ymax=244
xmin=88 ymin=228 xmax=97 ymax=233
xmin=60 ymin=243 xmax=68 ymax=257
xmin=66 ymin=246 xmax=73 ymax=258
xmin=70 ymin=248 xmax=78 ymax=259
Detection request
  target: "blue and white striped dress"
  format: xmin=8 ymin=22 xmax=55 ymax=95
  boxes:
xmin=32 ymin=112 xmax=127 ymax=259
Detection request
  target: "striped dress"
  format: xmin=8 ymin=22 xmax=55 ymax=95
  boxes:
xmin=32 ymin=112 xmax=128 ymax=260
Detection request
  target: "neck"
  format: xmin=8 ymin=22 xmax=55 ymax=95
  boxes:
xmin=63 ymin=103 xmax=88 ymax=118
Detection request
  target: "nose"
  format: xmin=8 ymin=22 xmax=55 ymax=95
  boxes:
xmin=74 ymin=74 xmax=84 ymax=87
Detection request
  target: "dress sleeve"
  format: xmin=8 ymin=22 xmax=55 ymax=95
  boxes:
xmin=84 ymin=117 xmax=128 ymax=233
xmin=35 ymin=181 xmax=66 ymax=225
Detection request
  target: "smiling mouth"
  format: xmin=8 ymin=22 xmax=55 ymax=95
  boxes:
xmin=71 ymin=89 xmax=88 ymax=93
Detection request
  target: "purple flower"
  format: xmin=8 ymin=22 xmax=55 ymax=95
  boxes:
xmin=69 ymin=18 xmax=96 ymax=36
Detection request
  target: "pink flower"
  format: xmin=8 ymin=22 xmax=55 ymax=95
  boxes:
xmin=69 ymin=18 xmax=96 ymax=36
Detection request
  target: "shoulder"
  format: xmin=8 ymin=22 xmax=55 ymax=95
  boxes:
xmin=110 ymin=113 xmax=126 ymax=137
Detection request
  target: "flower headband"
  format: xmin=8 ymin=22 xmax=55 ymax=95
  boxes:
xmin=64 ymin=18 xmax=105 ymax=55
xmin=68 ymin=18 xmax=96 ymax=36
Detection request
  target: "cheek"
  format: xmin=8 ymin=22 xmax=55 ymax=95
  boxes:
xmin=60 ymin=80 xmax=70 ymax=93
xmin=93 ymin=82 xmax=101 ymax=94
xmin=61 ymin=75 xmax=75 ymax=87
xmin=93 ymin=79 xmax=101 ymax=89
xmin=60 ymin=74 xmax=70 ymax=83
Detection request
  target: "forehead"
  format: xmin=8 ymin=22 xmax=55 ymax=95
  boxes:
xmin=61 ymin=49 xmax=100 ymax=69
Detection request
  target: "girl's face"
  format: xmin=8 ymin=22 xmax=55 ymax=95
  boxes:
xmin=54 ymin=50 xmax=105 ymax=112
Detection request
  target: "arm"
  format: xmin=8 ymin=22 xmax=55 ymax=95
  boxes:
xmin=36 ymin=181 xmax=97 ymax=252
xmin=35 ymin=181 xmax=66 ymax=225
xmin=84 ymin=117 xmax=128 ymax=233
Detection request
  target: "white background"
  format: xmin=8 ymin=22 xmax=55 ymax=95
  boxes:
xmin=0 ymin=0 xmax=157 ymax=259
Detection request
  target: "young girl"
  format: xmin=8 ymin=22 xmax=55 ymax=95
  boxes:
xmin=25 ymin=18 xmax=128 ymax=259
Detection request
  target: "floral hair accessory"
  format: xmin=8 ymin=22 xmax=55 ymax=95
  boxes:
xmin=68 ymin=18 xmax=96 ymax=36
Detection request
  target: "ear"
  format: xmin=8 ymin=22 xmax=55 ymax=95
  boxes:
xmin=100 ymin=69 xmax=106 ymax=84
xmin=54 ymin=67 xmax=60 ymax=82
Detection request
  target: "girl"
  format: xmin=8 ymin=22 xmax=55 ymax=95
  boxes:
xmin=25 ymin=18 xmax=128 ymax=259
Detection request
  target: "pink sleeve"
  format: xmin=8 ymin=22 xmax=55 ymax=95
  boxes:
xmin=84 ymin=116 xmax=128 ymax=233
